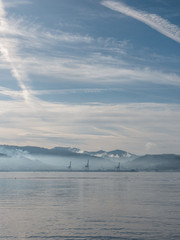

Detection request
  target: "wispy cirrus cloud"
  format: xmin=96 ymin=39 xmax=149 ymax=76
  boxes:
xmin=0 ymin=3 xmax=129 ymax=92
xmin=4 ymin=0 xmax=31 ymax=8
xmin=101 ymin=0 xmax=180 ymax=44
xmin=0 ymin=86 xmax=25 ymax=99
xmin=0 ymin=0 xmax=32 ymax=102
xmin=45 ymin=31 xmax=93 ymax=44
xmin=0 ymin=0 xmax=179 ymax=104
xmin=24 ymin=55 xmax=180 ymax=86
xmin=0 ymin=98 xmax=179 ymax=154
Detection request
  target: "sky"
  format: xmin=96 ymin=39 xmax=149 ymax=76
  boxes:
xmin=0 ymin=0 xmax=180 ymax=155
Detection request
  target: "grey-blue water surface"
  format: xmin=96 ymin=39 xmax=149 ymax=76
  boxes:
xmin=0 ymin=172 xmax=179 ymax=240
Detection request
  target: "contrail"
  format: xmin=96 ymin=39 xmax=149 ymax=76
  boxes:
xmin=101 ymin=0 xmax=180 ymax=44
xmin=0 ymin=0 xmax=31 ymax=102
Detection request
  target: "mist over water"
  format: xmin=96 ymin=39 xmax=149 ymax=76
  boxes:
xmin=0 ymin=172 xmax=179 ymax=239
xmin=0 ymin=145 xmax=180 ymax=172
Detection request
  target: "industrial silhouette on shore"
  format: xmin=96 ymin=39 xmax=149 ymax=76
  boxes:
xmin=85 ymin=159 xmax=89 ymax=170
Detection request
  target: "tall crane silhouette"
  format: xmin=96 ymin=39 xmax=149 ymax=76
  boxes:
xmin=116 ymin=162 xmax=120 ymax=171
xmin=68 ymin=161 xmax=71 ymax=170
xmin=85 ymin=159 xmax=89 ymax=170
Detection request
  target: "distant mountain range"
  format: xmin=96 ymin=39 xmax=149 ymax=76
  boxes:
xmin=0 ymin=145 xmax=179 ymax=172
xmin=0 ymin=145 xmax=136 ymax=158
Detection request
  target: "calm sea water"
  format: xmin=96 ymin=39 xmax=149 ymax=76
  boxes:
xmin=0 ymin=172 xmax=179 ymax=240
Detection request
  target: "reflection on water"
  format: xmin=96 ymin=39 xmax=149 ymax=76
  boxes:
xmin=0 ymin=172 xmax=179 ymax=239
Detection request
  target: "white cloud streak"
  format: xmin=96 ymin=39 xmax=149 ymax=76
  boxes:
xmin=101 ymin=0 xmax=180 ymax=44
xmin=4 ymin=0 xmax=31 ymax=8
xmin=23 ymin=56 xmax=180 ymax=86
xmin=0 ymin=0 xmax=31 ymax=102
xmin=0 ymin=2 xmax=179 ymax=88
xmin=1 ymin=46 xmax=180 ymax=86
xmin=45 ymin=31 xmax=93 ymax=43
xmin=0 ymin=86 xmax=122 ymax=100
xmin=0 ymin=99 xmax=179 ymax=154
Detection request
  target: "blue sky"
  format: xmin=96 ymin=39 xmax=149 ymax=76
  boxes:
xmin=0 ymin=0 xmax=180 ymax=155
